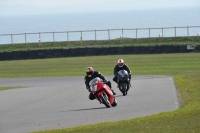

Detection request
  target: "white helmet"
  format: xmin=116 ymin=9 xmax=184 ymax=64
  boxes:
xmin=117 ymin=59 xmax=124 ymax=67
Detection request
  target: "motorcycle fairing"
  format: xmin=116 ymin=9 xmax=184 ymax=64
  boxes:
xmin=96 ymin=84 xmax=114 ymax=104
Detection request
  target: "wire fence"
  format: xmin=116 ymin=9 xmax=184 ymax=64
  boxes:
xmin=0 ymin=26 xmax=200 ymax=44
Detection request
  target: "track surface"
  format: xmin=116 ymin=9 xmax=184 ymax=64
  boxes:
xmin=0 ymin=76 xmax=179 ymax=133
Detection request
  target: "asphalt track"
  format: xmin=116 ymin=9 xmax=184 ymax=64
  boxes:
xmin=0 ymin=76 xmax=179 ymax=133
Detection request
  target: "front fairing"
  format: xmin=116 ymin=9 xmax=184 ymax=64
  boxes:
xmin=117 ymin=70 xmax=129 ymax=81
xmin=89 ymin=77 xmax=104 ymax=93
xmin=90 ymin=84 xmax=97 ymax=92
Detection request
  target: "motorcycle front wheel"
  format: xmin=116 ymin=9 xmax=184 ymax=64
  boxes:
xmin=99 ymin=94 xmax=111 ymax=108
xmin=120 ymin=82 xmax=127 ymax=96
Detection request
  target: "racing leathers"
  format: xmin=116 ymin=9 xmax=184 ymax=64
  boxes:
xmin=113 ymin=64 xmax=131 ymax=85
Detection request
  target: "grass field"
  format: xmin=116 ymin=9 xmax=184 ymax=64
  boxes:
xmin=0 ymin=53 xmax=199 ymax=78
xmin=0 ymin=53 xmax=200 ymax=133
xmin=0 ymin=36 xmax=199 ymax=52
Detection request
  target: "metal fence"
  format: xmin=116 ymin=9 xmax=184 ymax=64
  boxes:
xmin=0 ymin=26 xmax=200 ymax=44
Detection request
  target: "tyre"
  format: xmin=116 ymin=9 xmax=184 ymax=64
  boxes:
xmin=111 ymin=98 xmax=117 ymax=107
xmin=99 ymin=94 xmax=111 ymax=108
xmin=121 ymin=82 xmax=127 ymax=96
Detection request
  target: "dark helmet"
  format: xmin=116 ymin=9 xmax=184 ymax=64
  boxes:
xmin=86 ymin=67 xmax=94 ymax=77
xmin=118 ymin=59 xmax=124 ymax=67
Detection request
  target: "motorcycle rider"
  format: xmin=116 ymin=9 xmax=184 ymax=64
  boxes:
xmin=113 ymin=59 xmax=131 ymax=87
xmin=84 ymin=67 xmax=116 ymax=100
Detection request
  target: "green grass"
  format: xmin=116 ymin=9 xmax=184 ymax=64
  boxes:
xmin=0 ymin=53 xmax=199 ymax=78
xmin=0 ymin=36 xmax=199 ymax=52
xmin=0 ymin=53 xmax=199 ymax=133
xmin=0 ymin=86 xmax=25 ymax=91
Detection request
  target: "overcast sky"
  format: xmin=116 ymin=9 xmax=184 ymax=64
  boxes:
xmin=0 ymin=0 xmax=200 ymax=16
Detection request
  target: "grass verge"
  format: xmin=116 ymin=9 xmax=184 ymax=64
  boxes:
xmin=0 ymin=53 xmax=199 ymax=78
xmin=0 ymin=86 xmax=25 ymax=91
xmin=0 ymin=36 xmax=199 ymax=52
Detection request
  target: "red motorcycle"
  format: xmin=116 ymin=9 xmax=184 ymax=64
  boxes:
xmin=89 ymin=77 xmax=117 ymax=108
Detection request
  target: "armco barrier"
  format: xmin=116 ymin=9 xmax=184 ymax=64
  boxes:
xmin=133 ymin=46 xmax=141 ymax=54
xmin=148 ymin=46 xmax=156 ymax=54
xmin=157 ymin=45 xmax=165 ymax=53
xmin=101 ymin=47 xmax=110 ymax=55
xmin=29 ymin=50 xmax=38 ymax=59
xmin=110 ymin=47 xmax=118 ymax=55
xmin=0 ymin=45 xmax=198 ymax=61
xmin=179 ymin=45 xmax=187 ymax=53
xmin=140 ymin=46 xmax=149 ymax=54
xmin=94 ymin=48 xmax=103 ymax=55
xmin=86 ymin=48 xmax=94 ymax=56
xmin=172 ymin=45 xmax=180 ymax=53
xmin=124 ymin=46 xmax=134 ymax=54
xmin=53 ymin=49 xmax=62 ymax=57
xmin=118 ymin=47 xmax=125 ymax=54
xmin=5 ymin=52 xmax=13 ymax=60
xmin=78 ymin=48 xmax=87 ymax=56
xmin=164 ymin=45 xmax=173 ymax=53
xmin=62 ymin=49 xmax=70 ymax=57
xmin=195 ymin=45 xmax=200 ymax=51
xmin=13 ymin=51 xmax=21 ymax=60
xmin=21 ymin=51 xmax=30 ymax=59
xmin=37 ymin=50 xmax=46 ymax=58
xmin=70 ymin=48 xmax=78 ymax=57
xmin=45 ymin=50 xmax=53 ymax=58
xmin=0 ymin=52 xmax=5 ymax=60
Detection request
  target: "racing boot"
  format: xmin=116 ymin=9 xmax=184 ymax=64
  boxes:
xmin=129 ymin=81 xmax=131 ymax=87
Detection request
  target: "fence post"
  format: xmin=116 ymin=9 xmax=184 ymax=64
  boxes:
xmin=95 ymin=30 xmax=96 ymax=41
xmin=175 ymin=27 xmax=176 ymax=37
xmin=80 ymin=31 xmax=82 ymax=44
xmin=162 ymin=28 xmax=164 ymax=37
xmin=121 ymin=28 xmax=124 ymax=42
xmin=53 ymin=32 xmax=55 ymax=43
xmin=108 ymin=29 xmax=110 ymax=40
xmin=122 ymin=28 xmax=124 ymax=37
xmin=136 ymin=28 xmax=137 ymax=39
xmin=67 ymin=31 xmax=69 ymax=41
xmin=25 ymin=33 xmax=27 ymax=44
xmin=149 ymin=28 xmax=150 ymax=38
xmin=38 ymin=32 xmax=41 ymax=46
xmin=187 ymin=26 xmax=189 ymax=36
xmin=11 ymin=34 xmax=13 ymax=44
xmin=39 ymin=32 xmax=41 ymax=42
xmin=120 ymin=35 xmax=123 ymax=43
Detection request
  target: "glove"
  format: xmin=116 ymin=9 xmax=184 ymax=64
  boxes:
xmin=103 ymin=79 xmax=108 ymax=83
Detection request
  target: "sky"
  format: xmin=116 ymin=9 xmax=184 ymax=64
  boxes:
xmin=0 ymin=0 xmax=200 ymax=16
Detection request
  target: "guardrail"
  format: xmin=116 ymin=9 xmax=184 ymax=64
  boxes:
xmin=0 ymin=26 xmax=200 ymax=44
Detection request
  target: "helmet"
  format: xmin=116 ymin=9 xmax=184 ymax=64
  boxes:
xmin=86 ymin=67 xmax=94 ymax=77
xmin=118 ymin=59 xmax=124 ymax=67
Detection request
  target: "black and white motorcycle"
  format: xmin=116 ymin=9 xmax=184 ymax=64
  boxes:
xmin=117 ymin=70 xmax=131 ymax=96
